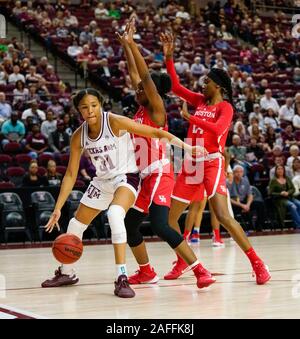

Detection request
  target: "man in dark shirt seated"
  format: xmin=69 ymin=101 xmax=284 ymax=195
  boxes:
xmin=227 ymin=165 xmax=266 ymax=231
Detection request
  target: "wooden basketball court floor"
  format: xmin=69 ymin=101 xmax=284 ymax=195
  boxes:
xmin=0 ymin=234 xmax=300 ymax=319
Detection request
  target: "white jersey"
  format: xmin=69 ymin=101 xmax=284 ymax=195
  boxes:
xmin=81 ymin=111 xmax=138 ymax=180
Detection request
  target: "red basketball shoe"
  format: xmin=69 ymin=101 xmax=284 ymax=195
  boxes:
xmin=193 ymin=264 xmax=216 ymax=289
xmin=128 ymin=267 xmax=159 ymax=285
xmin=41 ymin=267 xmax=79 ymax=288
xmin=164 ymin=257 xmax=189 ymax=280
xmin=252 ymin=261 xmax=271 ymax=285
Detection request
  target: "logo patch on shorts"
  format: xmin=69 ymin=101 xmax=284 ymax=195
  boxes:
xmin=220 ymin=185 xmax=226 ymax=193
xmin=158 ymin=195 xmax=167 ymax=203
xmin=87 ymin=184 xmax=101 ymax=199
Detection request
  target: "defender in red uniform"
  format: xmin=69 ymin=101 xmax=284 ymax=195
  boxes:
xmin=116 ymin=23 xmax=216 ymax=289
xmin=161 ymin=33 xmax=271 ymax=285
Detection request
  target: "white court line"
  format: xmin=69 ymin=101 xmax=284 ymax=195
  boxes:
xmin=0 ymin=304 xmax=47 ymax=319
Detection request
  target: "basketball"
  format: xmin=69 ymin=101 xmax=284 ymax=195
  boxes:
xmin=52 ymin=234 xmax=83 ymax=265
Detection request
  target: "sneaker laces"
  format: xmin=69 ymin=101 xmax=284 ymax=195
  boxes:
xmin=119 ymin=277 xmax=130 ymax=288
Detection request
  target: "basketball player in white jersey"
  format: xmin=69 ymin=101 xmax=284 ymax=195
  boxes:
xmin=41 ymin=88 xmax=201 ymax=298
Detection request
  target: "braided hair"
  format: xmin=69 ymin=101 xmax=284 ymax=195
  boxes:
xmin=207 ymin=68 xmax=234 ymax=108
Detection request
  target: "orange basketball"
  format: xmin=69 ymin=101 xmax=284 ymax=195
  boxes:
xmin=52 ymin=234 xmax=83 ymax=264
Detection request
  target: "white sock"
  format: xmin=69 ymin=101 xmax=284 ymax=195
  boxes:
xmin=194 ymin=227 xmax=200 ymax=233
xmin=61 ymin=218 xmax=88 ymax=276
xmin=116 ymin=264 xmax=127 ymax=278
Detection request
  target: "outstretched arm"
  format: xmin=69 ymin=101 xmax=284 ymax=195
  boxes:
xmin=125 ymin=23 xmax=166 ymax=119
xmin=112 ymin=113 xmax=206 ymax=156
xmin=160 ymin=33 xmax=204 ymax=108
xmin=181 ymin=101 xmax=233 ymax=136
xmin=45 ymin=127 xmax=82 ymax=232
xmin=116 ymin=24 xmax=140 ymax=89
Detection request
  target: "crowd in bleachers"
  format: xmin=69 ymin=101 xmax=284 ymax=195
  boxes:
xmin=1 ymin=0 xmax=300 ymax=231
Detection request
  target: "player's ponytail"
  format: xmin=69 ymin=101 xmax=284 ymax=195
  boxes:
xmin=151 ymin=72 xmax=172 ymax=99
xmin=72 ymin=88 xmax=104 ymax=110
xmin=207 ymin=68 xmax=235 ymax=109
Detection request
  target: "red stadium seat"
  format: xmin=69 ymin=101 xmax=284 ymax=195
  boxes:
xmin=6 ymin=167 xmax=26 ymax=187
xmin=15 ymin=154 xmax=32 ymax=170
xmin=3 ymin=142 xmax=22 ymax=155
xmin=0 ymin=182 xmax=15 ymax=189
xmin=74 ymin=179 xmax=85 ymax=188
xmin=56 ymin=166 xmax=67 ymax=176
xmin=38 ymin=154 xmax=54 ymax=167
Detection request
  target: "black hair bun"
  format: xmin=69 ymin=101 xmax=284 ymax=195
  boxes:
xmin=151 ymin=72 xmax=172 ymax=98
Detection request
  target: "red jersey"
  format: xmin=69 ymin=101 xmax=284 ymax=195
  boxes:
xmin=132 ymin=106 xmax=170 ymax=177
xmin=166 ymin=59 xmax=233 ymax=154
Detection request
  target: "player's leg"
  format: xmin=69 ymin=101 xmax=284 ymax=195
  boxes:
xmin=188 ymin=199 xmax=207 ymax=243
xmin=125 ymin=207 xmax=160 ymax=284
xmin=209 ymin=200 xmax=225 ymax=247
xmin=210 ymin=195 xmax=271 ymax=284
xmin=108 ymin=185 xmax=137 ymax=298
xmin=149 ymin=202 xmax=216 ymax=288
xmin=42 ymin=203 xmax=100 ymax=288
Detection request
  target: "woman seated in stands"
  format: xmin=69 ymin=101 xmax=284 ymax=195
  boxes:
xmin=45 ymin=160 xmax=62 ymax=186
xmin=269 ymin=165 xmax=300 ymax=229
xmin=22 ymin=160 xmax=49 ymax=187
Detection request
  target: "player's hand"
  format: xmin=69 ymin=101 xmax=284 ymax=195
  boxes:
xmin=115 ymin=22 xmax=131 ymax=45
xmin=160 ymin=32 xmax=175 ymax=59
xmin=45 ymin=209 xmax=61 ymax=233
xmin=180 ymin=101 xmax=191 ymax=121
xmin=185 ymin=144 xmax=208 ymax=157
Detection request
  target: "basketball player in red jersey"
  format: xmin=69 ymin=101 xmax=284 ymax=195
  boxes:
xmin=160 ymin=33 xmax=271 ymax=285
xmin=116 ymin=22 xmax=216 ymax=289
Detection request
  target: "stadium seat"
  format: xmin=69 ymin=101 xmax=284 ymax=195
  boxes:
xmin=31 ymin=191 xmax=57 ymax=241
xmin=37 ymin=167 xmax=47 ymax=177
xmin=0 ymin=154 xmax=12 ymax=175
xmin=15 ymin=154 xmax=32 ymax=170
xmin=74 ymin=179 xmax=86 ymax=188
xmin=56 ymin=166 xmax=67 ymax=176
xmin=0 ymin=192 xmax=31 ymax=243
xmin=38 ymin=154 xmax=55 ymax=167
xmin=3 ymin=142 xmax=22 ymax=155
xmin=6 ymin=167 xmax=26 ymax=187
xmin=0 ymin=182 xmax=15 ymax=189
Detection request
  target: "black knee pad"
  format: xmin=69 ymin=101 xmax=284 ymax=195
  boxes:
xmin=124 ymin=208 xmax=146 ymax=248
xmin=149 ymin=203 xmax=184 ymax=249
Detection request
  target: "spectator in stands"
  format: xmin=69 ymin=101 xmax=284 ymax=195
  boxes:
xmin=0 ymin=65 xmax=8 ymax=85
xmin=22 ymin=100 xmax=46 ymax=123
xmin=25 ymin=124 xmax=49 ymax=159
xmin=47 ymin=97 xmax=64 ymax=116
xmin=1 ymin=112 xmax=25 ymax=148
xmin=36 ymin=57 xmax=49 ymax=75
xmin=8 ymin=65 xmax=25 ymax=84
xmin=176 ymin=6 xmax=191 ymax=20
xmin=293 ymin=102 xmax=300 ymax=129
xmin=0 ymin=92 xmax=12 ymax=123
xmin=108 ymin=3 xmax=121 ymax=19
xmin=269 ymin=165 xmax=300 ymax=229
xmin=56 ymin=21 xmax=70 ymax=39
xmin=97 ymin=39 xmax=115 ymax=59
xmin=13 ymin=80 xmax=29 ymax=107
xmin=64 ymin=10 xmax=79 ymax=30
xmin=233 ymin=121 xmax=248 ymax=144
xmin=282 ymin=124 xmax=296 ymax=148
xmin=213 ymin=51 xmax=228 ymax=70
xmin=67 ymin=39 xmax=83 ymax=59
xmin=246 ymin=137 xmax=264 ymax=163
xmin=292 ymin=158 xmax=300 ymax=178
xmin=228 ymin=165 xmax=265 ymax=231
xmin=217 ymin=24 xmax=233 ymax=40
xmin=287 ymin=145 xmax=300 ymax=168
xmin=41 ymin=109 xmax=57 ymax=139
xmin=61 ymin=113 xmax=74 ymax=137
xmin=190 ymin=57 xmax=206 ymax=78
xmin=36 ymin=79 xmax=51 ymax=103
xmin=279 ymin=98 xmax=295 ymax=122
xmin=248 ymin=122 xmax=262 ymax=140
xmin=294 ymin=68 xmax=300 ymax=85
xmin=240 ymin=57 xmax=253 ymax=74
xmin=25 ymin=65 xmax=44 ymax=86
xmin=229 ymin=134 xmax=247 ymax=167
xmin=77 ymin=44 xmax=97 ymax=65
xmin=265 ymin=125 xmax=278 ymax=148
xmin=46 ymin=160 xmax=62 ymax=186
xmin=174 ymin=56 xmax=190 ymax=76
xmin=79 ymin=149 xmax=96 ymax=182
xmin=249 ymin=104 xmax=264 ymax=130
xmin=48 ymin=119 xmax=70 ymax=153
xmin=22 ymin=160 xmax=49 ymax=187
xmin=258 ymin=79 xmax=269 ymax=96
xmin=79 ymin=25 xmax=94 ymax=46
xmin=260 ymin=89 xmax=280 ymax=113
xmin=94 ymin=2 xmax=109 ymax=20
xmin=270 ymin=156 xmax=293 ymax=179
xmin=264 ymin=108 xmax=279 ymax=130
